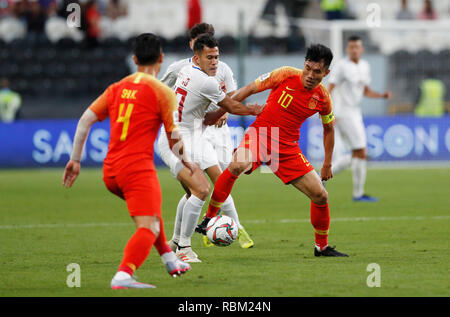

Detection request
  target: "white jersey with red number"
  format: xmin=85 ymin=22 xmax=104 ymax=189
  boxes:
xmin=173 ymin=64 xmax=226 ymax=130
xmin=160 ymin=57 xmax=237 ymax=108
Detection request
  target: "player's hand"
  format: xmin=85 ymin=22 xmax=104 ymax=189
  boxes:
xmin=182 ymin=159 xmax=199 ymax=176
xmin=383 ymin=91 xmax=392 ymax=99
xmin=62 ymin=160 xmax=81 ymax=188
xmin=320 ymin=164 xmax=333 ymax=181
xmin=246 ymin=103 xmax=265 ymax=116
xmin=215 ymin=112 xmax=228 ymax=128
xmin=220 ymin=81 xmax=227 ymax=93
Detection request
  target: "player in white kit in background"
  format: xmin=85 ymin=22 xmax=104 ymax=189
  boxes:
xmin=328 ymin=35 xmax=391 ymax=202
xmin=158 ymin=34 xmax=261 ymax=262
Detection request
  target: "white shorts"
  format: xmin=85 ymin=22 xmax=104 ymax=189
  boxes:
xmin=157 ymin=127 xmax=219 ymax=178
xmin=202 ymin=124 xmax=233 ymax=171
xmin=334 ymin=115 xmax=367 ymax=150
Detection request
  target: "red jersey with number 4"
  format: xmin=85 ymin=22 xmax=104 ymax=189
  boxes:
xmin=253 ymin=66 xmax=334 ymax=143
xmin=89 ymin=72 xmax=178 ymax=176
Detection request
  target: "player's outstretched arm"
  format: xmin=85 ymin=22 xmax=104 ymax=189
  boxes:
xmin=364 ymin=86 xmax=391 ymax=99
xmin=62 ymin=109 xmax=99 ymax=188
xmin=230 ymin=82 xmax=259 ymax=102
xmin=217 ymin=95 xmax=264 ymax=116
xmin=321 ymin=121 xmax=335 ymax=181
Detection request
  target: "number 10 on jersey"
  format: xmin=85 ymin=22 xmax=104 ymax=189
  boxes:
xmin=278 ymin=90 xmax=293 ymax=109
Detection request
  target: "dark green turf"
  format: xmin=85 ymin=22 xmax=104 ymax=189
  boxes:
xmin=0 ymin=167 xmax=449 ymax=297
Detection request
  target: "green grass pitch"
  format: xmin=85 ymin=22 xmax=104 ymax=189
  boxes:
xmin=0 ymin=166 xmax=449 ymax=297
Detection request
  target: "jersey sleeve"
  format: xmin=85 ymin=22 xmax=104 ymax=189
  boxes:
xmin=161 ymin=66 xmax=177 ymax=87
xmin=222 ymin=62 xmax=237 ymax=93
xmin=157 ymin=84 xmax=179 ymax=134
xmin=200 ymin=77 xmax=226 ymax=104
xmin=89 ymin=86 xmax=110 ymax=121
xmin=160 ymin=63 xmax=179 ymax=88
xmin=254 ymin=66 xmax=302 ymax=92
xmin=319 ymin=86 xmax=335 ymax=125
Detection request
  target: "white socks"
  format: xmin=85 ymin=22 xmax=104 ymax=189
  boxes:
xmin=171 ymin=195 xmax=188 ymax=243
xmin=351 ymin=157 xmax=367 ymax=198
xmin=220 ymin=195 xmax=243 ymax=230
xmin=160 ymin=251 xmax=178 ymax=265
xmin=179 ymin=195 xmax=205 ymax=247
xmin=332 ymin=154 xmax=352 ymax=175
xmin=113 ymin=271 xmax=131 ymax=280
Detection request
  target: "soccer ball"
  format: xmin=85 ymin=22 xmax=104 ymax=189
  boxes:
xmin=206 ymin=215 xmax=238 ymax=247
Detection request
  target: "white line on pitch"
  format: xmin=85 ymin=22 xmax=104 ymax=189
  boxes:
xmin=0 ymin=215 xmax=449 ymax=230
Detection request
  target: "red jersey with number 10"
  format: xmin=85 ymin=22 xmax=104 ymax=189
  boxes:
xmin=89 ymin=72 xmax=178 ymax=176
xmin=252 ymin=66 xmax=334 ymax=143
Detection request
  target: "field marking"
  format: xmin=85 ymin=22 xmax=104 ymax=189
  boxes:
xmin=0 ymin=215 xmax=449 ymax=230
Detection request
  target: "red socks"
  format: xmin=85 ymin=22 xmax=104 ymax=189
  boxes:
xmin=206 ymin=168 xmax=239 ymax=218
xmin=118 ymin=227 xmax=156 ymax=275
xmin=310 ymin=201 xmax=330 ymax=251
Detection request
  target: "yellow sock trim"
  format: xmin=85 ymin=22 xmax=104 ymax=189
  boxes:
xmin=210 ymin=199 xmax=223 ymax=208
xmin=314 ymin=229 xmax=329 ymax=235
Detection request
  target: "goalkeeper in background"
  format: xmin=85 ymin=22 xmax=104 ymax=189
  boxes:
xmin=0 ymin=78 xmax=21 ymax=123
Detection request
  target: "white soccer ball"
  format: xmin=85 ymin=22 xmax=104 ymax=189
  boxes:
xmin=206 ymin=215 xmax=238 ymax=247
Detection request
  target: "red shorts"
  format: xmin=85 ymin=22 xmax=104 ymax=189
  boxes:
xmin=238 ymin=126 xmax=314 ymax=184
xmin=103 ymin=169 xmax=162 ymax=217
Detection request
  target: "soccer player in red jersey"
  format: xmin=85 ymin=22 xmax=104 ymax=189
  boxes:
xmin=62 ymin=33 xmax=196 ymax=289
xmin=197 ymin=44 xmax=349 ymax=257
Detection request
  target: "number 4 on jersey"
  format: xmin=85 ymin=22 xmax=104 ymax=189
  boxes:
xmin=117 ymin=103 xmax=134 ymax=141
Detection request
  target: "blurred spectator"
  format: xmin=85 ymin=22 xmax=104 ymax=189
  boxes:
xmin=106 ymin=0 xmax=127 ymax=20
xmin=0 ymin=0 xmax=14 ymax=18
xmin=187 ymin=0 xmax=202 ymax=30
xmin=259 ymin=0 xmax=310 ymax=51
xmin=39 ymin=0 xmax=55 ymax=14
xmin=321 ymin=0 xmax=346 ymax=20
xmin=418 ymin=0 xmax=438 ymax=20
xmin=396 ymin=0 xmax=415 ymax=20
xmin=260 ymin=0 xmax=310 ymax=25
xmin=25 ymin=0 xmax=47 ymax=34
xmin=0 ymin=78 xmax=22 ymax=123
xmin=84 ymin=0 xmax=101 ymax=47
xmin=12 ymin=0 xmax=27 ymax=21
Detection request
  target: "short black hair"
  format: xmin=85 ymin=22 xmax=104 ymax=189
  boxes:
xmin=131 ymin=33 xmax=162 ymax=66
xmin=347 ymin=35 xmax=362 ymax=42
xmin=188 ymin=23 xmax=215 ymax=40
xmin=193 ymin=34 xmax=219 ymax=54
xmin=305 ymin=44 xmax=333 ymax=69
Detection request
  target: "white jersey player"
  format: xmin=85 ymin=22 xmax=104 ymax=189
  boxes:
xmin=158 ymin=34 xmax=261 ymax=262
xmin=161 ymin=57 xmax=236 ymax=171
xmin=328 ymin=35 xmax=391 ymax=202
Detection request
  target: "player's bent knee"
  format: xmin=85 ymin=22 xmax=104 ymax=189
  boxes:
xmin=149 ymin=217 xmax=160 ymax=237
xmin=135 ymin=216 xmax=160 ymax=237
xmin=312 ymin=188 xmax=328 ymax=205
xmin=191 ymin=183 xmax=210 ymax=201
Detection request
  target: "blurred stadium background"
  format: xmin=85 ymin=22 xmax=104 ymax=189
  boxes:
xmin=0 ymin=0 xmax=449 ymax=167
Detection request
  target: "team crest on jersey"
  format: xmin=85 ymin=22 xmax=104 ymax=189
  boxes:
xmin=258 ymin=72 xmax=271 ymax=82
xmin=182 ymin=77 xmax=190 ymax=87
xmin=308 ymin=97 xmax=319 ymax=109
